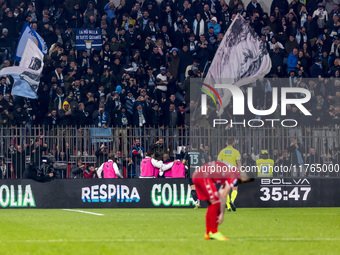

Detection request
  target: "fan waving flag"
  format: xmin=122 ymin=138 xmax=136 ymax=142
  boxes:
xmin=204 ymin=14 xmax=272 ymax=115
xmin=0 ymin=66 xmax=40 ymax=99
xmin=19 ymin=39 xmax=44 ymax=73
xmin=15 ymin=22 xmax=47 ymax=61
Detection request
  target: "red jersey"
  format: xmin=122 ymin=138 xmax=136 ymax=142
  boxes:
xmin=193 ymin=161 xmax=240 ymax=185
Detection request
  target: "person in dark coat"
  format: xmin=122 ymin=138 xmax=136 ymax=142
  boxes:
xmin=270 ymin=0 xmax=289 ymax=15
xmin=74 ymin=102 xmax=91 ymax=127
xmin=10 ymin=145 xmax=26 ymax=179
xmin=23 ymin=163 xmax=54 ymax=182
xmin=288 ymin=137 xmax=305 ymax=177
xmin=95 ymin=144 xmax=109 ymax=167
xmin=246 ymin=0 xmax=263 ymax=16
xmin=305 ymin=147 xmax=323 ymax=176
xmin=310 ymin=57 xmax=325 ymax=78
xmin=178 ymin=44 xmax=193 ymax=83
xmin=269 ymin=45 xmax=285 ymax=76
xmin=163 ymin=103 xmax=184 ymax=127
xmin=43 ymin=109 xmax=59 ymax=129
xmin=12 ymin=105 xmax=29 ymax=126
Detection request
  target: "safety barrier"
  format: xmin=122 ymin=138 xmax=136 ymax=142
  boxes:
xmin=0 ymin=178 xmax=339 ymax=208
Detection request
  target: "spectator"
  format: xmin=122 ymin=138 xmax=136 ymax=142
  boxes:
xmin=79 ymin=164 xmax=96 ymax=178
xmin=133 ymin=102 xmax=147 ymax=127
xmin=269 ymin=43 xmax=285 ymax=76
xmin=288 ymin=137 xmax=305 ymax=177
xmin=0 ymin=28 xmax=12 ymax=61
xmin=313 ymin=3 xmax=328 ymax=31
xmin=43 ymin=109 xmax=59 ymax=129
xmin=207 ymin=16 xmax=221 ymax=35
xmin=28 ymin=139 xmax=48 ymax=167
xmin=241 ymin=152 xmax=255 ymax=168
xmin=84 ymin=1 xmax=98 ymax=24
xmin=10 ymin=145 xmax=26 ymax=179
xmin=155 ymin=67 xmax=168 ymax=101
xmin=287 ymin=48 xmax=299 ymax=74
xmin=126 ymin=156 xmax=135 ymax=178
xmin=130 ymin=138 xmax=144 ymax=177
xmin=310 ymin=57 xmax=325 ymax=78
xmin=150 ymin=138 xmax=168 ymax=156
xmin=276 ymin=150 xmax=291 ymax=177
xmin=12 ymin=105 xmax=29 ymax=127
xmin=207 ymin=26 xmax=217 ymax=45
xmin=271 ymin=0 xmax=289 ymax=16
xmin=306 ymin=147 xmax=323 ymax=176
xmin=285 ymin=35 xmax=299 ymax=57
xmin=92 ymin=103 xmax=111 ymax=128
xmin=95 ymin=144 xmax=109 ymax=167
xmin=70 ymin=158 xmax=85 ymax=178
xmin=0 ymin=108 xmax=13 ymax=127
xmin=305 ymin=15 xmax=319 ymax=46
xmin=193 ymin=13 xmax=207 ymax=37
xmin=148 ymin=46 xmax=165 ymax=70
xmin=58 ymin=101 xmax=75 ymax=126
xmin=178 ymin=44 xmax=193 ymax=82
xmin=168 ymin=48 xmax=180 ymax=81
xmin=0 ymin=92 xmax=9 ymax=112
xmin=0 ymin=157 xmax=8 ymax=179
xmin=196 ymin=34 xmax=212 ymax=67
xmin=246 ymin=0 xmax=263 ymax=17
xmin=104 ymin=1 xmax=116 ymax=23
xmin=112 ymin=104 xmax=131 ymax=156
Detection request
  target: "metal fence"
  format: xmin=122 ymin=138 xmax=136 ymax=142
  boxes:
xmin=0 ymin=126 xmax=339 ymax=179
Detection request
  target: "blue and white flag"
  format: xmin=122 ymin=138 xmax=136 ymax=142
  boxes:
xmin=0 ymin=66 xmax=40 ymax=99
xmin=15 ymin=22 xmax=47 ymax=61
xmin=19 ymin=39 xmax=44 ymax=73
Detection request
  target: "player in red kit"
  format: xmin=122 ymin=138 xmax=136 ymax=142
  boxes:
xmin=192 ymin=160 xmax=251 ymax=241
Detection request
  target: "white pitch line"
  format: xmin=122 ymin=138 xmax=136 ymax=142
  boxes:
xmin=232 ymin=237 xmax=340 ymax=242
xmin=0 ymin=239 xmax=191 ymax=243
xmin=1 ymin=238 xmax=340 ymax=243
xmin=62 ymin=209 xmax=104 ymax=216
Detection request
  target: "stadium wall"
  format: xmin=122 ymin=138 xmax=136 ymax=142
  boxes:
xmin=0 ymin=178 xmax=339 ymax=209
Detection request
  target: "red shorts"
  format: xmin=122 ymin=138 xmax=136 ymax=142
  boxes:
xmin=193 ymin=177 xmax=218 ymax=201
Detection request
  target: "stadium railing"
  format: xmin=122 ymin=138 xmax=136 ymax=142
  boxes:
xmin=0 ymin=125 xmax=339 ymax=178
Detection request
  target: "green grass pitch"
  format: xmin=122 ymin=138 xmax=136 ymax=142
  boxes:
xmin=1 ymin=208 xmax=339 ymax=255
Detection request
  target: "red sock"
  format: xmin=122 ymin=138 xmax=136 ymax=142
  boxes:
xmin=206 ymin=201 xmax=220 ymax=234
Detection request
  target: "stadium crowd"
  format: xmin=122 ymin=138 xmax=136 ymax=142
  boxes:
xmin=0 ymin=0 xmax=340 ymax=179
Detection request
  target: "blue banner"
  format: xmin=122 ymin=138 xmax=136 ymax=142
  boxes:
xmin=76 ymin=29 xmax=102 ymax=50
xmin=90 ymin=127 xmax=113 ymax=143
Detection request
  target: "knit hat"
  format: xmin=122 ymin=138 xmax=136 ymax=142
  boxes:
xmin=116 ymin=85 xmax=122 ymax=94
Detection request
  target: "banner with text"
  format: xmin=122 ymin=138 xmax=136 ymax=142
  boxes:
xmin=75 ymin=29 xmax=102 ymax=50
xmin=0 ymin=179 xmax=339 ymax=209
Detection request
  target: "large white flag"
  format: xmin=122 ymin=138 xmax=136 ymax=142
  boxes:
xmin=19 ymin=39 xmax=44 ymax=73
xmin=204 ymin=14 xmax=272 ymax=115
xmin=0 ymin=66 xmax=40 ymax=99
xmin=15 ymin=22 xmax=47 ymax=61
